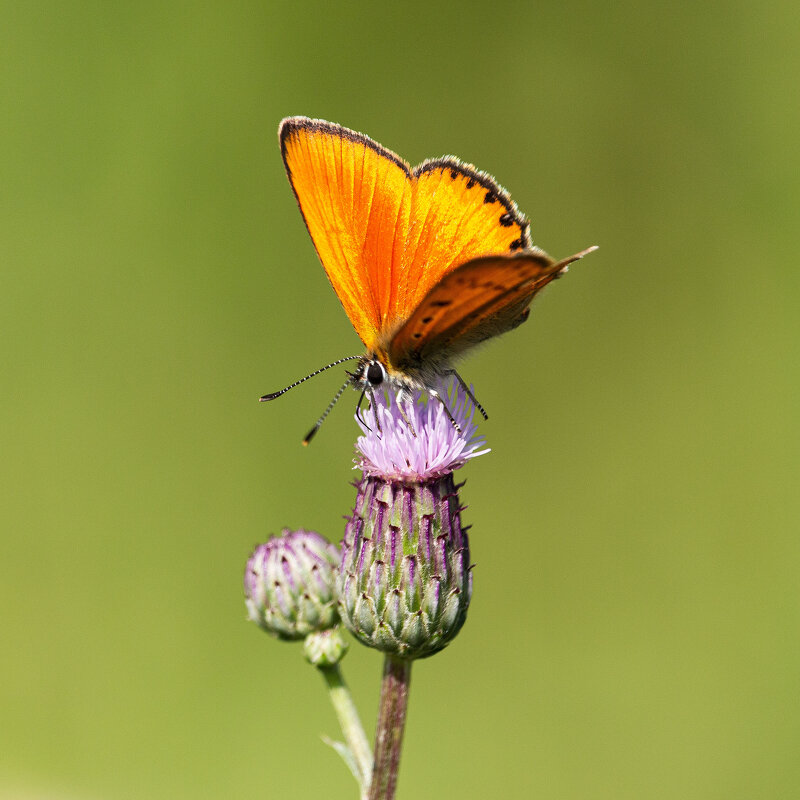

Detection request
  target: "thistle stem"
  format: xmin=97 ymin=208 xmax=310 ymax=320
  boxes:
xmin=319 ymin=663 xmax=373 ymax=788
xmin=369 ymin=655 xmax=412 ymax=800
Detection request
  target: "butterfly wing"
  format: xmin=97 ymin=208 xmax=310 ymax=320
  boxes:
xmin=281 ymin=118 xmax=539 ymax=350
xmin=388 ymin=249 xmax=596 ymax=372
xmin=396 ymin=159 xmax=533 ymax=322
xmin=280 ymin=117 xmax=413 ymax=352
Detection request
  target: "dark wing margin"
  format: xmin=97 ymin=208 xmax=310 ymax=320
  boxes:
xmin=413 ymin=156 xmax=533 ymax=251
xmin=280 ymin=117 xmax=412 ymax=177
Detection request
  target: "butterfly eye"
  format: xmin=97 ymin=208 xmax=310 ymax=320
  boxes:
xmin=366 ymin=362 xmax=385 ymax=386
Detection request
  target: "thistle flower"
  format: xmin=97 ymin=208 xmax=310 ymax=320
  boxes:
xmin=245 ymin=528 xmax=341 ymax=641
xmin=355 ymin=382 xmax=489 ymax=481
xmin=338 ymin=383 xmax=486 ymax=659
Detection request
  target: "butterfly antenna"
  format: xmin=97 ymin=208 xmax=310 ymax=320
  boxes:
xmin=302 ymin=376 xmax=352 ymax=446
xmin=260 ymin=356 xmax=362 ymax=401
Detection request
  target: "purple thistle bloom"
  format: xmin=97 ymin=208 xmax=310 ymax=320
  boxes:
xmin=355 ymin=381 xmax=490 ymax=481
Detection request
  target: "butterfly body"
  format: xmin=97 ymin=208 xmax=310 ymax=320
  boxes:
xmin=266 ymin=116 xmax=596 ymax=439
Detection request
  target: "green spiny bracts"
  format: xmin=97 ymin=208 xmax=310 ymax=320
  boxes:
xmin=245 ymin=529 xmax=341 ymax=640
xmin=337 ymin=474 xmax=472 ymax=659
xmin=304 ymin=626 xmax=349 ymax=667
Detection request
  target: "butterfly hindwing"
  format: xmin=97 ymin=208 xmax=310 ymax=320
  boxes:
xmin=387 ymin=252 xmax=572 ymax=371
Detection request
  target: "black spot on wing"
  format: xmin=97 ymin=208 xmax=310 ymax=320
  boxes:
xmin=509 ymin=238 xmax=524 ymax=251
xmin=413 ymin=157 xmax=532 ymax=248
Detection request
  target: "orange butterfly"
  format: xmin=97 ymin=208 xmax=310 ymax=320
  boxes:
xmin=262 ymin=117 xmax=596 ymax=442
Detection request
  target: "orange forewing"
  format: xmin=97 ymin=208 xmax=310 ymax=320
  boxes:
xmin=280 ymin=118 xmax=412 ymax=351
xmin=280 ymin=118 xmax=532 ymax=351
xmin=387 ymin=252 xmax=563 ymax=370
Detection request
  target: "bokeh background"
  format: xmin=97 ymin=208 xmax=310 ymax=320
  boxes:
xmin=2 ymin=1 xmax=798 ymax=798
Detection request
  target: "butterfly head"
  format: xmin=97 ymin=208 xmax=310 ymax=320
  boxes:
xmin=352 ymin=353 xmax=419 ymax=393
xmin=359 ymin=357 xmax=387 ymax=389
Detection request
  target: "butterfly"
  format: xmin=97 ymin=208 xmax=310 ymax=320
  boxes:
xmin=262 ymin=117 xmax=597 ymax=443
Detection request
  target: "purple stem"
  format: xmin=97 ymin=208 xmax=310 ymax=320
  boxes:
xmin=368 ymin=654 xmax=412 ymax=800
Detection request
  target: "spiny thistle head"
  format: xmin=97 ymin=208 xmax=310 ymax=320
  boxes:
xmin=338 ymin=383 xmax=485 ymax=659
xmin=245 ymin=528 xmax=341 ymax=641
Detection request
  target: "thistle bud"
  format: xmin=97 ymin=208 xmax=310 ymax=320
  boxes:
xmin=245 ymin=528 xmax=341 ymax=640
xmin=337 ymin=384 xmax=486 ymax=659
xmin=303 ymin=627 xmax=349 ymax=667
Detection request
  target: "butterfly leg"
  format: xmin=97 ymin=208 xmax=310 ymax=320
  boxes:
xmin=446 ymin=370 xmax=489 ymax=421
xmin=355 ymin=388 xmax=371 ymax=431
xmin=367 ymin=386 xmax=384 ymax=437
xmin=394 ymin=388 xmax=417 ymax=438
xmin=428 ymin=387 xmax=462 ymax=434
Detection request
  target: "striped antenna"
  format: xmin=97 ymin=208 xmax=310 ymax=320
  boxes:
xmin=302 ymin=377 xmax=353 ymax=446
xmin=259 ymin=356 xmax=362 ymax=401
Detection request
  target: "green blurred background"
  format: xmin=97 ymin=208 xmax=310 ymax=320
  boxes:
xmin=2 ymin=1 xmax=798 ymax=798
